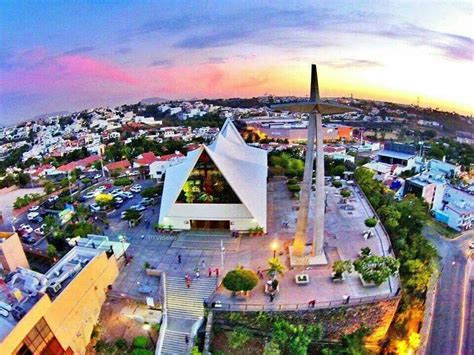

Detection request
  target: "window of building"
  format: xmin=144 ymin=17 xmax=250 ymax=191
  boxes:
xmin=15 ymin=318 xmax=65 ymax=355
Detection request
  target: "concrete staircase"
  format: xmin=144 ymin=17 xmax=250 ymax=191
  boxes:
xmin=160 ymin=276 xmax=217 ymax=354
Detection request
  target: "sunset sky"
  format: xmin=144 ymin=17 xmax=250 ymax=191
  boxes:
xmin=0 ymin=0 xmax=472 ymax=124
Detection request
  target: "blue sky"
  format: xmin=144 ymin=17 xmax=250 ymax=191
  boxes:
xmin=0 ymin=0 xmax=472 ymax=124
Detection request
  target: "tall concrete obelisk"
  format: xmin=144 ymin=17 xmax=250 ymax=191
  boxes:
xmin=272 ymin=64 xmax=359 ymax=264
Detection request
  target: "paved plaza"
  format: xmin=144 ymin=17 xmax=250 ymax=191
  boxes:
xmin=109 ymin=176 xmax=399 ymax=307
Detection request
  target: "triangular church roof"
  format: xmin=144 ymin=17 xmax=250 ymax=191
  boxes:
xmin=159 ymin=119 xmax=267 ymax=229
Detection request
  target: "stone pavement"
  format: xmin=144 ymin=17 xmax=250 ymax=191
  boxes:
xmin=110 ymin=177 xmax=398 ymax=308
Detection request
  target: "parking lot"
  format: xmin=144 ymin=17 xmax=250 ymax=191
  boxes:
xmin=11 ymin=178 xmax=160 ymax=250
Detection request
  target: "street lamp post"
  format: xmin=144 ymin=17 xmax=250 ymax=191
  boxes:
xmin=271 ymin=240 xmax=278 ymax=259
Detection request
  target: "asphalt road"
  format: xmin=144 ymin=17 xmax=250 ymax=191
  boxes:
xmin=424 ymin=228 xmax=473 ymax=355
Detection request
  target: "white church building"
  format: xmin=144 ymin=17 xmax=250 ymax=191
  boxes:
xmin=159 ymin=119 xmax=268 ymax=232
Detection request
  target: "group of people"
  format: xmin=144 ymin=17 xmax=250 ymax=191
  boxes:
xmin=181 ymin=255 xmax=220 ymax=288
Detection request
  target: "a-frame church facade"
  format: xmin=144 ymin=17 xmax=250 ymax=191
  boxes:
xmin=158 ymin=119 xmax=268 ymax=232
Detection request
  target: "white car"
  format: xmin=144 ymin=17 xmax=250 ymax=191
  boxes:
xmin=121 ymin=211 xmax=128 ymax=219
xmin=114 ymin=197 xmax=124 ymax=204
xmin=19 ymin=224 xmax=33 ymax=234
xmin=47 ymin=195 xmax=59 ymax=203
xmin=89 ymin=204 xmax=101 ymax=212
xmin=110 ymin=189 xmax=122 ymax=197
xmin=34 ymin=227 xmax=45 ymax=236
xmin=84 ymin=191 xmax=96 ymax=199
xmin=130 ymin=204 xmax=146 ymax=212
xmin=29 ymin=205 xmax=40 ymax=212
xmin=469 ymin=241 xmax=474 ymax=250
xmin=120 ymin=191 xmax=134 ymax=199
xmin=96 ymin=185 xmax=106 ymax=192
xmin=94 ymin=174 xmax=102 ymax=180
xmin=27 ymin=212 xmax=39 ymax=221
xmin=0 ymin=308 xmax=8 ymax=318
xmin=130 ymin=185 xmax=142 ymax=193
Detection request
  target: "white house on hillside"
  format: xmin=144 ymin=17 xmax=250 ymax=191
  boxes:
xmin=158 ymin=119 xmax=268 ymax=232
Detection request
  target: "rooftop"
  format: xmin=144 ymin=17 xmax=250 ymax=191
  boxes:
xmin=0 ymin=246 xmax=102 ymax=341
xmin=378 ymin=149 xmax=415 ymax=160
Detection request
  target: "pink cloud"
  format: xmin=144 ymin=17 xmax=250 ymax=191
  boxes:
xmin=0 ymin=50 xmax=138 ymax=95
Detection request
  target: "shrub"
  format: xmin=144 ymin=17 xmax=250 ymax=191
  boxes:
xmin=132 ymin=335 xmax=150 ymax=349
xmin=114 ymin=177 xmax=132 ymax=186
xmin=131 ymin=350 xmax=153 ymax=355
xmin=353 ymin=255 xmax=400 ymax=285
xmin=333 ymin=180 xmax=342 ymax=188
xmin=287 ymin=184 xmax=301 ymax=193
xmin=364 ymin=217 xmax=377 ymax=228
xmin=141 ymin=186 xmax=160 ymax=198
xmin=115 ymin=338 xmax=128 ymax=350
xmin=47 ymin=244 xmax=58 ymax=258
xmin=332 ymin=260 xmax=352 ymax=278
xmin=340 ymin=189 xmax=352 ymax=198
xmin=81 ymin=177 xmax=92 ymax=185
xmin=229 ymin=327 xmax=252 ymax=350
xmin=144 ymin=261 xmax=150 ymax=269
xmin=223 ymin=268 xmax=259 ymax=292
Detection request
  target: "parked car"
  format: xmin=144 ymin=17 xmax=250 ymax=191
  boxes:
xmin=120 ymin=191 xmax=134 ymax=199
xmin=89 ymin=204 xmax=101 ymax=212
xmin=83 ymin=191 xmax=96 ymax=199
xmin=93 ymin=173 xmax=102 ymax=180
xmin=47 ymin=195 xmax=59 ymax=203
xmin=27 ymin=212 xmax=39 ymax=221
xmin=110 ymin=188 xmax=122 ymax=197
xmin=31 ymin=216 xmax=44 ymax=224
xmin=130 ymin=204 xmax=146 ymax=212
xmin=140 ymin=197 xmax=153 ymax=206
xmin=0 ymin=307 xmax=8 ymax=318
xmin=121 ymin=211 xmax=128 ymax=219
xmin=28 ymin=205 xmax=40 ymax=212
xmin=35 ymin=228 xmax=44 ymax=235
xmin=19 ymin=224 xmax=33 ymax=234
xmin=114 ymin=197 xmax=124 ymax=205
xmin=130 ymin=185 xmax=142 ymax=193
xmin=21 ymin=235 xmax=36 ymax=245
xmin=469 ymin=241 xmax=474 ymax=250
xmin=96 ymin=185 xmax=106 ymax=192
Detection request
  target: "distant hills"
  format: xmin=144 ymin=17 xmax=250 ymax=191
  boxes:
xmin=33 ymin=111 xmax=70 ymax=120
xmin=139 ymin=97 xmax=168 ymax=105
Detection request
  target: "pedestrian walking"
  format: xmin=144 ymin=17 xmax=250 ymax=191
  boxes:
xmin=177 ymin=254 xmax=182 ymax=264
xmin=214 ymin=267 xmax=219 ymax=277
xmin=269 ymin=293 xmax=274 ymax=302
xmin=201 ymin=259 xmax=206 ymax=268
xmin=208 ymin=267 xmax=212 ymax=277
xmin=257 ymin=267 xmax=263 ymax=279
xmin=195 ymin=270 xmax=200 ymax=279
xmin=141 ymin=234 xmax=144 ymax=240
xmin=308 ymin=299 xmax=316 ymax=308
xmin=185 ymin=335 xmax=189 ymax=345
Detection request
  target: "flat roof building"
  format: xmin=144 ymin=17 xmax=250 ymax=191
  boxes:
xmin=0 ymin=245 xmax=119 ymax=354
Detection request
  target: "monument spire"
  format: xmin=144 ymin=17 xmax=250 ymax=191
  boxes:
xmin=272 ymin=64 xmax=359 ymax=265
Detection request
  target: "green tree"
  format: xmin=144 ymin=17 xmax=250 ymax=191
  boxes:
xmin=272 ymin=319 xmax=322 ymax=355
xmin=353 ymin=255 xmax=400 ymax=286
xmin=132 ymin=335 xmax=149 ymax=349
xmin=267 ymin=258 xmax=285 ymax=278
xmin=43 ymin=180 xmax=55 ymax=195
xmin=141 ymin=186 xmax=160 ymax=198
xmin=229 ymin=327 xmax=252 ymax=350
xmin=124 ymin=209 xmax=141 ymax=221
xmin=223 ymin=268 xmax=259 ymax=293
xmin=47 ymin=244 xmax=58 ymax=258
xmin=95 ymin=193 xmax=113 ymax=207
xmin=364 ymin=217 xmax=377 ymax=228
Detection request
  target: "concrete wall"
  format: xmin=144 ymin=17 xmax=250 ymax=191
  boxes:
xmin=161 ymin=203 xmax=260 ymax=231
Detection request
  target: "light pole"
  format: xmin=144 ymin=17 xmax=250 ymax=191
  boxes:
xmin=220 ymin=239 xmax=225 ymax=271
xmin=271 ymin=240 xmax=278 ymax=259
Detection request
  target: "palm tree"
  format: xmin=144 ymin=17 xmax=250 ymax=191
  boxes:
xmin=267 ymin=257 xmax=285 ymax=278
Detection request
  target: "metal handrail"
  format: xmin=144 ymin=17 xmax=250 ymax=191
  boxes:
xmin=155 ymin=272 xmax=167 ymax=355
xmin=210 ymin=292 xmax=399 ymax=312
